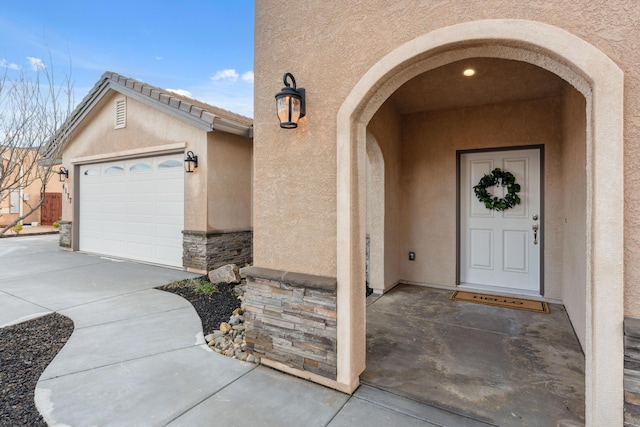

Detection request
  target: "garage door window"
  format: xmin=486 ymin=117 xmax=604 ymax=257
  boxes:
xmin=105 ymin=166 xmax=124 ymax=174
xmin=84 ymin=168 xmax=100 ymax=176
xmin=158 ymin=159 xmax=181 ymax=169
xmin=130 ymin=163 xmax=151 ymax=172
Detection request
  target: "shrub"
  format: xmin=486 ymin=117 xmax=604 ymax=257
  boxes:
xmin=52 ymin=221 xmax=60 ymax=229
xmin=12 ymin=224 xmax=23 ymax=234
xmin=194 ymin=282 xmax=219 ymax=295
xmin=164 ymin=277 xmax=218 ymax=295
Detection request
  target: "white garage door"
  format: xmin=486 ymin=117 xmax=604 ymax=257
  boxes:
xmin=79 ymin=154 xmax=184 ymax=267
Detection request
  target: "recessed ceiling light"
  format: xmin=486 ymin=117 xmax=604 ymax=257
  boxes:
xmin=463 ymin=68 xmax=476 ymax=77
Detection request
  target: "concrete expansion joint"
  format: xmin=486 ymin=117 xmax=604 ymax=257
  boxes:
xmin=162 ymin=363 xmax=259 ymax=425
xmin=39 ymin=343 xmax=207 ymax=382
xmin=72 ymin=305 xmax=193 ymax=330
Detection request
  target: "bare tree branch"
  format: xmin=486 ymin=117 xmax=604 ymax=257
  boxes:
xmin=0 ymin=51 xmax=73 ymax=234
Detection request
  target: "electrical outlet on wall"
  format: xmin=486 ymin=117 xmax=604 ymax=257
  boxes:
xmin=409 ymin=251 xmax=415 ymax=261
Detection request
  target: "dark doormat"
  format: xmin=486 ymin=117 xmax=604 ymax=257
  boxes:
xmin=450 ymin=290 xmax=550 ymax=313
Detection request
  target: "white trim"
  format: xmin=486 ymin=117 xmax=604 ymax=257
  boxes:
xmin=336 ymin=19 xmax=623 ymax=424
xmin=70 ymin=142 xmax=186 ymax=164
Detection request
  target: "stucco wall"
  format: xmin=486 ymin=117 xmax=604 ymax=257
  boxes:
xmin=367 ymin=101 xmax=402 ymax=290
xmin=254 ymin=1 xmax=638 ymax=314
xmin=399 ymin=97 xmax=563 ymax=298
xmin=206 ymin=131 xmax=253 ymax=230
xmin=0 ymin=152 xmax=62 ymax=226
xmin=562 ymin=83 xmax=588 ymax=347
xmin=63 ymin=92 xmax=205 ymax=161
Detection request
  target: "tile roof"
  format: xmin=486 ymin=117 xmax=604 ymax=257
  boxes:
xmin=45 ymin=71 xmax=253 ymax=158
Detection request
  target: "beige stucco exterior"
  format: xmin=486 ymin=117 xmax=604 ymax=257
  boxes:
xmin=56 ymin=74 xmax=253 ymax=271
xmin=0 ymin=150 xmax=62 ymax=227
xmin=60 ymin=90 xmax=202 ymax=225
xmin=206 ymin=130 xmax=253 ymax=231
xmin=255 ymin=2 xmax=631 ymax=424
xmin=396 ymin=96 xmax=563 ymax=292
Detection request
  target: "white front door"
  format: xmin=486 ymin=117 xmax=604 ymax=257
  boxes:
xmin=459 ymin=148 xmax=541 ymax=295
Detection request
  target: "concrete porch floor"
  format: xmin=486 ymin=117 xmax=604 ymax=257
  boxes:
xmin=363 ymin=284 xmax=585 ymax=426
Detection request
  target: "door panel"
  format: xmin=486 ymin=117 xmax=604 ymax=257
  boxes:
xmin=503 ymin=230 xmax=528 ymax=272
xmin=469 ymin=229 xmax=493 ymax=269
xmin=460 ymin=148 xmax=541 ymax=295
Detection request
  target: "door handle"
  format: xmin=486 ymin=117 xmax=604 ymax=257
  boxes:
xmin=532 ymin=223 xmax=539 ymax=245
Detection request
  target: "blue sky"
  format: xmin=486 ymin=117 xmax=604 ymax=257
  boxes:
xmin=0 ymin=0 xmax=255 ymax=117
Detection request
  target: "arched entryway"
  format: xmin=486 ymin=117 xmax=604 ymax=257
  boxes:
xmin=336 ymin=20 xmax=623 ymax=424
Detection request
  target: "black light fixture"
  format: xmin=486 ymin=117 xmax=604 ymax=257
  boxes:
xmin=275 ymin=72 xmax=306 ymax=129
xmin=184 ymin=151 xmax=198 ymax=173
xmin=58 ymin=166 xmax=69 ymax=182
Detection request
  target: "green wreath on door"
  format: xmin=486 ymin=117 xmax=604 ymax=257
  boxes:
xmin=473 ymin=168 xmax=521 ymax=211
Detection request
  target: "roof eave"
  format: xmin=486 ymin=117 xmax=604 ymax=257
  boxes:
xmin=212 ymin=117 xmax=253 ymax=138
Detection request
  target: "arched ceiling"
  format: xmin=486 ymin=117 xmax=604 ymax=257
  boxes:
xmin=388 ymin=57 xmax=565 ymax=114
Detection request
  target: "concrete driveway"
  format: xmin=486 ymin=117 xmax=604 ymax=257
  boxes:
xmin=0 ymin=235 xmax=488 ymax=426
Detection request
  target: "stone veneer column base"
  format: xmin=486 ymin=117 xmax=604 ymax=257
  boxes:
xmin=58 ymin=221 xmax=72 ymax=249
xmin=182 ymin=228 xmax=252 ymax=273
xmin=241 ymin=266 xmax=339 ymax=384
xmin=626 ymin=316 xmax=640 ymax=426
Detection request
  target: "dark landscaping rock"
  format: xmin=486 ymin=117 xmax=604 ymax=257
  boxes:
xmin=156 ymin=280 xmax=241 ymax=336
xmin=0 ymin=313 xmax=74 ymax=426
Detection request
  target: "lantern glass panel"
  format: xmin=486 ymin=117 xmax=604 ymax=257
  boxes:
xmin=277 ymin=95 xmax=301 ymax=126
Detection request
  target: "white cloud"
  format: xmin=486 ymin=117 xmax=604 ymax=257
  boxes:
xmin=211 ymin=69 xmax=239 ymax=82
xmin=202 ymin=93 xmax=253 ymax=118
xmin=0 ymin=59 xmax=20 ymax=70
xmin=241 ymin=71 xmax=254 ymax=83
xmin=166 ymin=88 xmax=193 ymax=98
xmin=26 ymin=56 xmax=46 ymax=71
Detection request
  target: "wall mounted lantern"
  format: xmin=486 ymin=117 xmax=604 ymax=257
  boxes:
xmin=58 ymin=166 xmax=69 ymax=182
xmin=184 ymin=151 xmax=198 ymax=173
xmin=275 ymin=72 xmax=306 ymax=129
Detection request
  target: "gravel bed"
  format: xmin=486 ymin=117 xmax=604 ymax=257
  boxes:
xmin=0 ymin=313 xmax=74 ymax=427
xmin=156 ymin=278 xmax=242 ymax=338
xmin=0 ymin=278 xmax=238 ymax=426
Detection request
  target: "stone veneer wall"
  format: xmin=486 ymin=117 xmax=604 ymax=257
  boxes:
xmin=626 ymin=316 xmax=640 ymax=426
xmin=182 ymin=228 xmax=252 ymax=272
xmin=59 ymin=221 xmax=72 ymax=248
xmin=241 ymin=266 xmax=337 ymax=380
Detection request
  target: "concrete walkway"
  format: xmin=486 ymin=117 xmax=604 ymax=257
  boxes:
xmin=1 ymin=235 xmax=488 ymax=426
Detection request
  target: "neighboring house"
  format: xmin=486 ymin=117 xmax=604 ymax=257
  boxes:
xmin=248 ymin=2 xmax=635 ymax=425
xmin=0 ymin=149 xmax=62 ymax=227
xmin=46 ymin=72 xmax=253 ymax=272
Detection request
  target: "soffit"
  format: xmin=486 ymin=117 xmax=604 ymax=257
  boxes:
xmin=388 ymin=57 xmax=565 ymax=114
